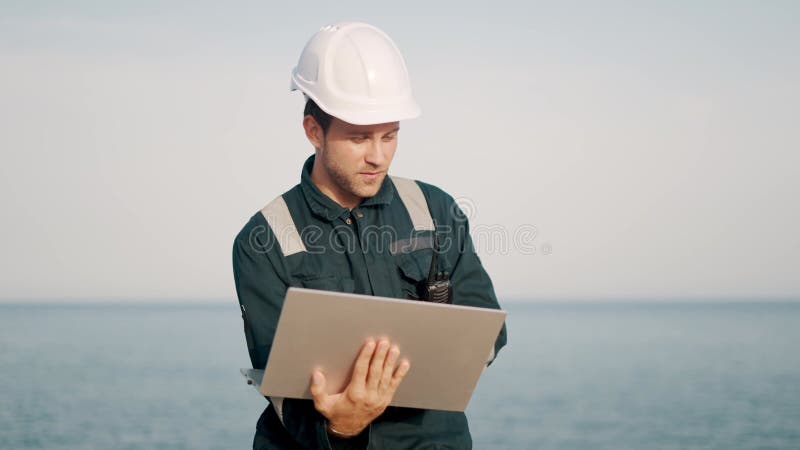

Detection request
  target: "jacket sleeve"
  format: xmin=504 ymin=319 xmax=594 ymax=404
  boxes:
xmin=232 ymin=215 xmax=346 ymax=449
xmin=426 ymin=188 xmax=508 ymax=366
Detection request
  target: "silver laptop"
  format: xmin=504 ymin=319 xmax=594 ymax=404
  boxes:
xmin=245 ymin=287 xmax=506 ymax=412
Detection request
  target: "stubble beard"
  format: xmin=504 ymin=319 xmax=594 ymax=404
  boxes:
xmin=320 ymin=143 xmax=384 ymax=200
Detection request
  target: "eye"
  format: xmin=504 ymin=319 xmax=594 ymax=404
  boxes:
xmin=351 ymin=136 xmax=367 ymax=144
xmin=382 ymin=134 xmax=397 ymax=142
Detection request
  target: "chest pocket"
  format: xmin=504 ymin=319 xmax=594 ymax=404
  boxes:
xmin=395 ymin=248 xmax=433 ymax=300
xmin=286 ymin=250 xmax=355 ymax=293
xmin=289 ymin=254 xmax=355 ymax=293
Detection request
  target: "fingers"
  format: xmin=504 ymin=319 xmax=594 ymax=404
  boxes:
xmin=366 ymin=339 xmax=390 ymax=390
xmin=350 ymin=338 xmax=408 ymax=402
xmin=388 ymin=359 xmax=411 ymax=393
xmin=351 ymin=339 xmax=376 ymax=388
xmin=379 ymin=345 xmax=400 ymax=391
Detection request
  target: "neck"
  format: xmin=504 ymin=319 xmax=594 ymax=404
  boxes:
xmin=310 ymin=157 xmax=361 ymax=211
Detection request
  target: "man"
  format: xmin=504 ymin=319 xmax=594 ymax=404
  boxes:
xmin=232 ymin=22 xmax=507 ymax=449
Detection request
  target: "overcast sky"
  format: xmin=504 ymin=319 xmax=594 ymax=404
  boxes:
xmin=1 ymin=1 xmax=798 ymax=302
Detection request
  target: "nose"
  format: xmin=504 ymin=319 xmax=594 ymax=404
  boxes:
xmin=364 ymin=138 xmax=387 ymax=167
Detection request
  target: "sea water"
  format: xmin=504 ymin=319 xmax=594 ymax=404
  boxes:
xmin=1 ymin=301 xmax=798 ymax=449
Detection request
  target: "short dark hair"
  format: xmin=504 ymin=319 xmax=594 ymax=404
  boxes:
xmin=304 ymin=98 xmax=333 ymax=135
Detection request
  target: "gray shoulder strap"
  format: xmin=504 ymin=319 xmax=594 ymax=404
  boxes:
xmin=390 ymin=176 xmax=435 ymax=231
xmin=260 ymin=196 xmax=306 ymax=257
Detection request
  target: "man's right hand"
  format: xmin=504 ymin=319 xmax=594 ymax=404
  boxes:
xmin=309 ymin=338 xmax=411 ymax=437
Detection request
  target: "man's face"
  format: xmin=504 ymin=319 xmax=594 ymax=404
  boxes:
xmin=314 ymin=117 xmax=400 ymax=202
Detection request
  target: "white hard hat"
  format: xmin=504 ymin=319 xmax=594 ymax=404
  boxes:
xmin=290 ymin=22 xmax=421 ymax=125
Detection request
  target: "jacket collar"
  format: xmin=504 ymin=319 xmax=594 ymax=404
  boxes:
xmin=299 ymin=154 xmax=394 ymax=222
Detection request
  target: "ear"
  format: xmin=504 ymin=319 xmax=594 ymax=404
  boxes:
xmin=303 ymin=115 xmax=324 ymax=150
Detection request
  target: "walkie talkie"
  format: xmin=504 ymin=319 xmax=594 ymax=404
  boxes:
xmin=420 ymin=234 xmax=453 ymax=303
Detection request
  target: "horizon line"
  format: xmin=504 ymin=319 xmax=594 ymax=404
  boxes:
xmin=2 ymin=296 xmax=799 ymax=306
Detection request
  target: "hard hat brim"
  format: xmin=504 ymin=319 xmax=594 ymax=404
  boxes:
xmin=291 ymin=78 xmax=421 ymax=125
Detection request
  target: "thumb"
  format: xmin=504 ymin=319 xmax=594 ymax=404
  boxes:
xmin=309 ymin=370 xmax=329 ymax=412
